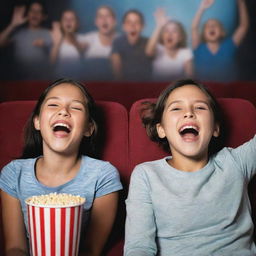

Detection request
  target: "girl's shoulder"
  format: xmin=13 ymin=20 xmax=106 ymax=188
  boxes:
xmin=2 ymin=158 xmax=37 ymax=172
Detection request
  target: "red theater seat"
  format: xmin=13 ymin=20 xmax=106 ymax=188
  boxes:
xmin=129 ymin=97 xmax=256 ymax=240
xmin=0 ymin=100 xmax=129 ymax=256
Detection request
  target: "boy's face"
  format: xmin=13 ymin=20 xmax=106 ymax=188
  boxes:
xmin=28 ymin=3 xmax=45 ymax=28
xmin=203 ymin=19 xmax=224 ymax=43
xmin=95 ymin=7 xmax=116 ymax=35
xmin=123 ymin=12 xmax=144 ymax=43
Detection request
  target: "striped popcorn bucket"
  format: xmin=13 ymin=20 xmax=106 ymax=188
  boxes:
xmin=26 ymin=202 xmax=84 ymax=256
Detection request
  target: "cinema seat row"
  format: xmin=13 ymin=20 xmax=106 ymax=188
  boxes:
xmin=0 ymin=97 xmax=256 ymax=255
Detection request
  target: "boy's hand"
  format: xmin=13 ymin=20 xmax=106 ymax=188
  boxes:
xmin=11 ymin=6 xmax=27 ymax=27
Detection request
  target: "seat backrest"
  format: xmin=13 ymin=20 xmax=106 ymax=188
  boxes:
xmin=0 ymin=100 xmax=129 ymax=177
xmin=129 ymin=97 xmax=256 ymax=171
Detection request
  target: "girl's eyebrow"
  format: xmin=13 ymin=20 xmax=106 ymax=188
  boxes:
xmin=166 ymin=100 xmax=210 ymax=108
xmin=45 ymin=97 xmax=86 ymax=105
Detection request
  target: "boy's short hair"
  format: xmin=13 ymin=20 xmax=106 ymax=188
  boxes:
xmin=122 ymin=9 xmax=144 ymax=25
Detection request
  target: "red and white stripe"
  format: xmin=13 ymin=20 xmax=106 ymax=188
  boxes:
xmin=27 ymin=205 xmax=83 ymax=256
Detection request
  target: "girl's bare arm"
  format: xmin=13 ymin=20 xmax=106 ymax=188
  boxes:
xmin=232 ymin=0 xmax=249 ymax=46
xmin=1 ymin=191 xmax=28 ymax=256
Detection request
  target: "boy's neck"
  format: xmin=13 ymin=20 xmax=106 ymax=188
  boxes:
xmin=127 ymin=35 xmax=140 ymax=45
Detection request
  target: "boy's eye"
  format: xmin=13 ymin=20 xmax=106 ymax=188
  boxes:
xmin=48 ymin=104 xmax=58 ymax=107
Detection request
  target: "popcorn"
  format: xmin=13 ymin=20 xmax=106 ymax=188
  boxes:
xmin=25 ymin=193 xmax=86 ymax=207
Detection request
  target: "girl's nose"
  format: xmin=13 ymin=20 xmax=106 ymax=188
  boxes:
xmin=184 ymin=110 xmax=194 ymax=118
xmin=58 ymin=107 xmax=70 ymax=117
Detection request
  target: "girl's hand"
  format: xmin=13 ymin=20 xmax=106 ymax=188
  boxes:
xmin=10 ymin=6 xmax=27 ymax=27
xmin=154 ymin=8 xmax=170 ymax=29
xmin=200 ymin=0 xmax=215 ymax=10
xmin=51 ymin=22 xmax=63 ymax=45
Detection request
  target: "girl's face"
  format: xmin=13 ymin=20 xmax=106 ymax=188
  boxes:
xmin=34 ymin=83 xmax=93 ymax=156
xmin=123 ymin=13 xmax=143 ymax=43
xmin=161 ymin=22 xmax=182 ymax=49
xmin=28 ymin=3 xmax=45 ymax=28
xmin=157 ymin=85 xmax=219 ymax=161
xmin=61 ymin=11 xmax=78 ymax=34
xmin=203 ymin=19 xmax=224 ymax=43
xmin=95 ymin=7 xmax=116 ymax=35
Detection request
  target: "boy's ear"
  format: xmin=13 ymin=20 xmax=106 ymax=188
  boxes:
xmin=156 ymin=123 xmax=166 ymax=139
xmin=33 ymin=116 xmax=40 ymax=130
xmin=84 ymin=122 xmax=95 ymax=137
xmin=213 ymin=123 xmax=220 ymax=138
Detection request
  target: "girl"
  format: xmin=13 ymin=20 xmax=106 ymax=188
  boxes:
xmin=50 ymin=10 xmax=86 ymax=78
xmin=146 ymin=8 xmax=193 ymax=81
xmin=192 ymin=0 xmax=249 ymax=81
xmin=0 ymin=78 xmax=123 ymax=256
xmin=124 ymin=79 xmax=256 ymax=255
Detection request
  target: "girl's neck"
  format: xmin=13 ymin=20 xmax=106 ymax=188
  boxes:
xmin=206 ymin=41 xmax=220 ymax=54
xmin=168 ymin=154 xmax=208 ymax=172
xmin=36 ymin=153 xmax=81 ymax=187
xmin=98 ymin=31 xmax=115 ymax=46
xmin=165 ymin=47 xmax=179 ymax=58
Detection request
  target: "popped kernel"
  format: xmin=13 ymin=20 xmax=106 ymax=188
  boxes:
xmin=25 ymin=193 xmax=85 ymax=206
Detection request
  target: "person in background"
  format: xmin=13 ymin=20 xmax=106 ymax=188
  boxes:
xmin=79 ymin=5 xmax=117 ymax=80
xmin=50 ymin=9 xmax=86 ymax=79
xmin=0 ymin=78 xmax=123 ymax=256
xmin=146 ymin=8 xmax=193 ymax=81
xmin=124 ymin=79 xmax=256 ymax=255
xmin=192 ymin=0 xmax=249 ymax=82
xmin=81 ymin=5 xmax=117 ymax=59
xmin=0 ymin=1 xmax=52 ymax=79
xmin=111 ymin=9 xmax=152 ymax=81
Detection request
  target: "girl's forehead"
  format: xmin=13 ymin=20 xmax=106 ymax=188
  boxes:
xmin=166 ymin=85 xmax=210 ymax=102
xmin=45 ymin=83 xmax=87 ymax=102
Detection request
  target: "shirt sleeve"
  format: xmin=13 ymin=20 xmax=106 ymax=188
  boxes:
xmin=124 ymin=166 xmax=157 ymax=256
xmin=0 ymin=161 xmax=18 ymax=198
xmin=229 ymin=135 xmax=256 ymax=181
xmin=95 ymin=162 xmax=123 ymax=198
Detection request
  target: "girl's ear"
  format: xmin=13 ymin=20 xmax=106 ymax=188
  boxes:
xmin=33 ymin=116 xmax=40 ymax=130
xmin=156 ymin=123 xmax=166 ymax=139
xmin=213 ymin=123 xmax=220 ymax=138
xmin=84 ymin=122 xmax=95 ymax=137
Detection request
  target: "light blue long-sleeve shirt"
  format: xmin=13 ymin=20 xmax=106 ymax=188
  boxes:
xmin=125 ymin=136 xmax=256 ymax=256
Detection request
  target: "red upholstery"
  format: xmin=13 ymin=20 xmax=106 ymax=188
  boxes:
xmin=129 ymin=97 xmax=256 ymax=240
xmin=0 ymin=100 xmax=129 ymax=256
xmin=1 ymin=80 xmax=255 ymax=110
xmin=129 ymin=97 xmax=256 ymax=171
